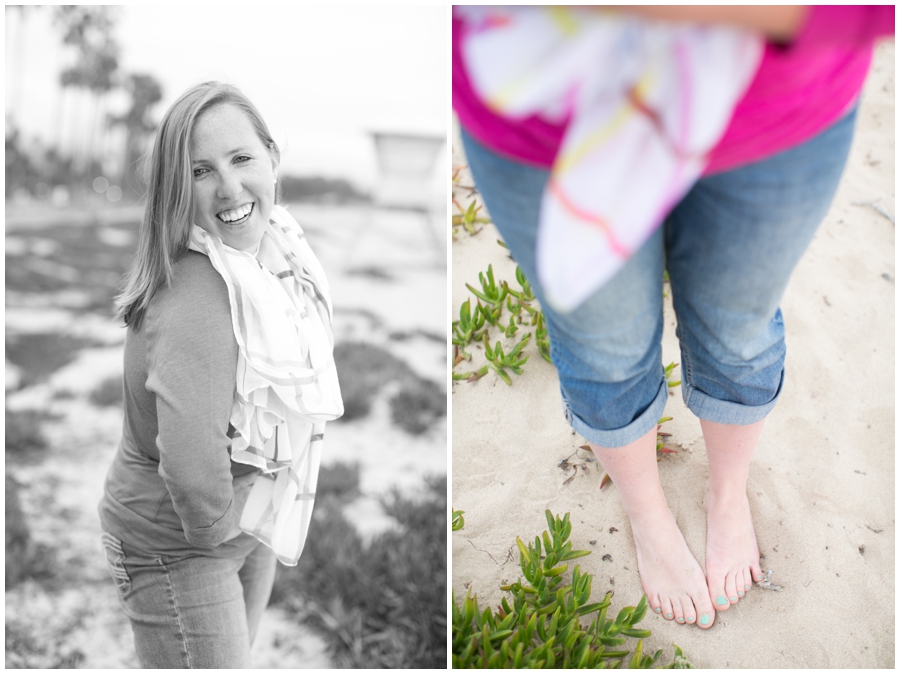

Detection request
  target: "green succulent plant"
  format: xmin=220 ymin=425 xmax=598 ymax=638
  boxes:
xmin=453 ymin=298 xmax=487 ymax=361
xmin=484 ymin=332 xmax=531 ymax=386
xmin=452 ymin=509 xmax=465 ymax=532
xmin=452 ymin=510 xmax=693 ymax=668
xmin=467 ymin=264 xmax=509 ymax=309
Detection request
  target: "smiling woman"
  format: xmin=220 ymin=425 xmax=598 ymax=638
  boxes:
xmin=99 ymin=82 xmax=344 ymax=668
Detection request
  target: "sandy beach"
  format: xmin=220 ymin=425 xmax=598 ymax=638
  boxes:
xmin=451 ymin=41 xmax=894 ymax=669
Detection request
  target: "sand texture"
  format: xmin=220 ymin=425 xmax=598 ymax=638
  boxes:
xmin=451 ymin=42 xmax=894 ymax=669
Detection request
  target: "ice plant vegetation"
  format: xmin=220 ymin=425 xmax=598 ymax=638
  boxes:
xmin=452 ymin=166 xmax=492 ymax=236
xmin=453 ymin=261 xmax=552 ymax=387
xmin=452 ymin=510 xmax=694 ymax=668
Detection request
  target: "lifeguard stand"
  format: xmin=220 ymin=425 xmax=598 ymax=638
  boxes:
xmin=347 ymin=130 xmax=446 ymax=266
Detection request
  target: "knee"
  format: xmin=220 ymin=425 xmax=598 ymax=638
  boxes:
xmin=676 ymin=294 xmax=785 ymax=367
xmin=548 ymin=306 xmax=663 ymax=383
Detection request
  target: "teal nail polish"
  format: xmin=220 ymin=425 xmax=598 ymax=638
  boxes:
xmin=745 ymin=585 xmax=750 ymax=590
xmin=687 ymin=616 xmax=694 ymax=622
xmin=677 ymin=618 xmax=684 ymax=623
xmin=700 ymin=614 xmax=711 ymax=626
xmin=716 ymin=596 xmax=728 ymax=606
xmin=738 ymin=591 xmax=744 ymax=597
xmin=666 ymin=613 xmax=672 ymax=618
xmin=654 ymin=607 xmax=661 ymax=613
xmin=730 ymin=596 xmax=737 ymax=601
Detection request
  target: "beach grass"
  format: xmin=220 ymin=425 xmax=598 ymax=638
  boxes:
xmin=6 ymin=333 xmax=103 ymax=388
xmin=5 ymin=408 xmax=52 ymax=456
xmin=6 ymin=219 xmax=137 ymax=313
xmin=334 ymin=341 xmax=446 ymax=435
xmin=270 ymin=464 xmax=446 ymax=668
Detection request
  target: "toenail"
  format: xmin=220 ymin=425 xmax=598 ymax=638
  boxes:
xmin=677 ymin=617 xmax=684 ymax=623
xmin=730 ymin=596 xmax=737 ymax=601
xmin=687 ymin=616 xmax=694 ymax=622
xmin=716 ymin=596 xmax=728 ymax=605
xmin=738 ymin=591 xmax=744 ymax=597
xmin=666 ymin=613 xmax=672 ymax=618
xmin=654 ymin=607 xmax=661 ymax=613
xmin=745 ymin=585 xmax=750 ymax=590
xmin=700 ymin=614 xmax=711 ymax=626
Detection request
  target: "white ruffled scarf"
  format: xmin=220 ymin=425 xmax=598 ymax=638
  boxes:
xmin=459 ymin=6 xmax=763 ymax=312
xmin=188 ymin=204 xmax=343 ymax=565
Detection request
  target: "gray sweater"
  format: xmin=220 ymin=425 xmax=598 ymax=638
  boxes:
xmin=99 ymin=251 xmax=259 ymax=557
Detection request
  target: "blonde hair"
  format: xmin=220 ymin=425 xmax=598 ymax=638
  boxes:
xmin=115 ymin=81 xmax=280 ymax=329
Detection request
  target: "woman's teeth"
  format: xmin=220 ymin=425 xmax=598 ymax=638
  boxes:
xmin=217 ymin=203 xmax=253 ymax=223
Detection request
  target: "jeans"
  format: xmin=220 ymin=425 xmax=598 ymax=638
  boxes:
xmin=101 ymin=531 xmax=277 ymax=668
xmin=461 ymin=105 xmax=857 ymax=447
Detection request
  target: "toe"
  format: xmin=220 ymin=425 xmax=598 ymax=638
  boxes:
xmin=706 ymin=562 xmax=732 ymax=611
xmin=690 ymin=590 xmax=716 ymax=629
xmin=724 ymin=571 xmax=739 ymax=605
xmin=671 ymin=598 xmax=686 ymax=625
xmin=752 ymin=560 xmax=764 ymax=584
xmin=696 ymin=606 xmax=716 ymax=629
xmin=709 ymin=582 xmax=730 ymax=612
xmin=649 ymin=594 xmax=663 ymax=616
xmin=660 ymin=597 xmax=675 ymax=621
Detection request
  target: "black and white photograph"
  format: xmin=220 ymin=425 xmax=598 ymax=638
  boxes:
xmin=6 ymin=5 xmax=447 ymax=669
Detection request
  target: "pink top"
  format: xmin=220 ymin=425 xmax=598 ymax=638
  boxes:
xmin=453 ymin=6 xmax=894 ymax=176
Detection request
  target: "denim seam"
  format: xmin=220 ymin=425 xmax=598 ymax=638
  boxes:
xmin=679 ymin=337 xmax=695 ymax=411
xmin=160 ymin=557 xmax=192 ymax=668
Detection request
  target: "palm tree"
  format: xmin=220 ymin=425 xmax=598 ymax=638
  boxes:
xmin=53 ymin=6 xmax=120 ymax=176
xmin=108 ymin=73 xmax=163 ymax=197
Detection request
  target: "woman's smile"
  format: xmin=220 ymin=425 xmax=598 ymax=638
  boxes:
xmin=217 ymin=202 xmax=254 ymax=225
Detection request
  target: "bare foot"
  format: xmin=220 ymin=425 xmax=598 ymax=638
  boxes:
xmin=629 ymin=505 xmax=718 ymax=628
xmin=704 ymin=486 xmax=763 ymax=611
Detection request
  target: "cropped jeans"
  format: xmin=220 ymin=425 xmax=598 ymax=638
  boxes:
xmin=101 ymin=531 xmax=277 ymax=668
xmin=461 ymin=105 xmax=857 ymax=447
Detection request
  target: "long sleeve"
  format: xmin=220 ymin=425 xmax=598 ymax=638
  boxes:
xmin=144 ymin=253 xmax=239 ymax=549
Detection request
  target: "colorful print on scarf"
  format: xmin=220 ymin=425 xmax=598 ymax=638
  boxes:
xmin=458 ymin=6 xmax=763 ymax=312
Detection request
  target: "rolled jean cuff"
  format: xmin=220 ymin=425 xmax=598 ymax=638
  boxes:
xmin=683 ymin=368 xmax=785 ymax=425
xmin=564 ymin=378 xmax=669 ymax=448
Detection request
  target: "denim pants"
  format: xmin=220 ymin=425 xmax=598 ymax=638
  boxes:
xmin=101 ymin=531 xmax=277 ymax=668
xmin=461 ymin=106 xmax=857 ymax=447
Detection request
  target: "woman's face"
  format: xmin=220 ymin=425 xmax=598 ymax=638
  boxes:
xmin=190 ymin=103 xmax=276 ymax=252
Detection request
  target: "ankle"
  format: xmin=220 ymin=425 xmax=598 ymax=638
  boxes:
xmin=623 ymin=497 xmax=673 ymax=523
xmin=707 ymin=475 xmax=749 ymax=501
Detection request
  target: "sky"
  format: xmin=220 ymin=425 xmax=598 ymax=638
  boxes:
xmin=5 ymin=5 xmax=448 ymax=189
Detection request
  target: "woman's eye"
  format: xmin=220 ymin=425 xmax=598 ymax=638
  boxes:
xmin=235 ymin=155 xmax=251 ymax=164
xmin=193 ymin=167 xmax=208 ymax=177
